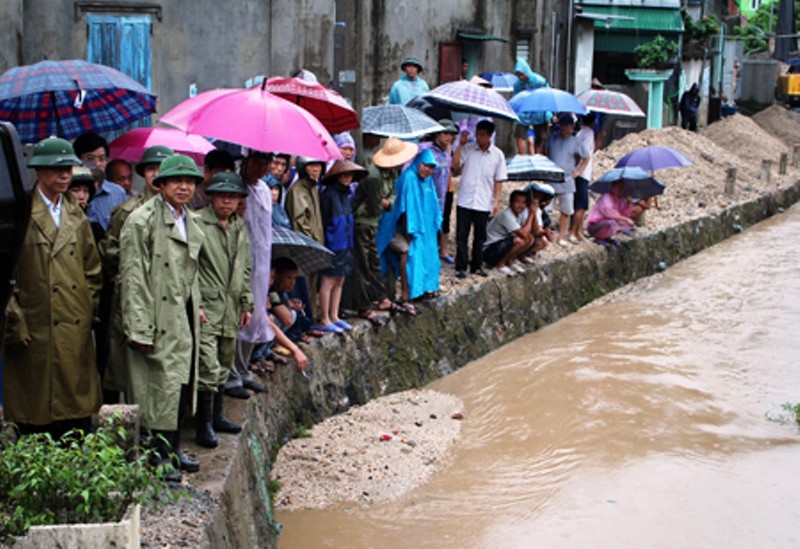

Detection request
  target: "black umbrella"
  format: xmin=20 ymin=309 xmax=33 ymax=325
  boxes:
xmin=271 ymin=226 xmax=333 ymax=275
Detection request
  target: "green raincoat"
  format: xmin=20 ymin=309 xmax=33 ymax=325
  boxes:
xmin=99 ymin=186 xmax=156 ymax=393
xmin=119 ymin=194 xmax=202 ymax=431
xmin=197 ymin=205 xmax=253 ymax=389
xmin=3 ymin=189 xmax=102 ymax=425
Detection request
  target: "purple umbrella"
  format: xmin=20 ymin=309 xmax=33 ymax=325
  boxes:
xmin=615 ymin=146 xmax=692 ymax=172
xmin=0 ymin=59 xmax=157 ymax=143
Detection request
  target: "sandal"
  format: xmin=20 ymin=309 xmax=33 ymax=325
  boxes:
xmin=249 ymin=359 xmax=268 ymax=375
xmin=396 ymin=301 xmax=417 ymax=317
xmin=306 ymin=329 xmax=325 ymax=338
xmin=273 ymin=345 xmax=291 ymax=357
xmin=377 ymin=299 xmax=404 ymax=314
xmin=360 ymin=310 xmax=385 ymax=328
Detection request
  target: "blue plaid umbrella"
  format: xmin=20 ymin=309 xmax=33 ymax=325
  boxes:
xmin=271 ymin=226 xmax=334 ymax=275
xmin=0 ymin=59 xmax=157 ymax=143
xmin=362 ymin=105 xmax=444 ymax=139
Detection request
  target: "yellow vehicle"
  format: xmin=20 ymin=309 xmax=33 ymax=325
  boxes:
xmin=777 ymin=62 xmax=800 ymax=105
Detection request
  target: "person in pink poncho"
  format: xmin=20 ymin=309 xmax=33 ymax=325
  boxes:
xmin=585 ymin=181 xmax=650 ymax=244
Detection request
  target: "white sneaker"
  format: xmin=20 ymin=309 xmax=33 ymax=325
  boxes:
xmin=498 ymin=266 xmax=515 ymax=276
xmin=521 ymin=256 xmax=536 ymax=265
xmin=557 ymin=239 xmax=569 ymax=248
xmin=568 ymin=235 xmax=580 ymax=244
xmin=511 ymin=263 xmax=526 ymax=274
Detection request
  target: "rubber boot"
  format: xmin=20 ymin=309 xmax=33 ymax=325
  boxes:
xmin=195 ymin=389 xmax=218 ymax=448
xmin=171 ymin=429 xmax=200 ymax=473
xmin=173 ymin=386 xmax=200 ymax=473
xmin=213 ymin=386 xmax=242 ymax=434
xmin=150 ymin=430 xmax=182 ymax=483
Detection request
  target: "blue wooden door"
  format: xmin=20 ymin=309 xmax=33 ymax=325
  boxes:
xmin=87 ymin=14 xmax=152 ymax=136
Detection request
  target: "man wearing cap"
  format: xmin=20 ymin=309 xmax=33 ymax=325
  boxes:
xmin=195 ymin=172 xmax=252 ymax=448
xmin=73 ymin=132 xmax=126 ymax=233
xmin=389 ymin=56 xmax=430 ymax=105
xmin=120 ymin=153 xmax=205 ymax=480
xmin=418 ymin=119 xmax=458 ymax=262
xmin=452 ymin=119 xmax=508 ymax=278
xmin=100 ymin=145 xmax=173 ymax=402
xmin=545 ymin=114 xmax=590 ymax=245
xmin=189 ymin=149 xmax=236 ymax=210
xmin=3 ymin=137 xmax=102 ymax=439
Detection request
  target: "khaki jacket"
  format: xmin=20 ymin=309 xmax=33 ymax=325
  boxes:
xmin=119 ymin=194 xmax=202 ymax=431
xmin=285 ymin=177 xmax=324 ymax=243
xmin=197 ymin=206 xmax=253 ymax=337
xmin=3 ymin=189 xmax=102 ymax=425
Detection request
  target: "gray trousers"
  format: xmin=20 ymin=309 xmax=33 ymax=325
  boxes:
xmin=224 ymin=339 xmax=255 ymax=389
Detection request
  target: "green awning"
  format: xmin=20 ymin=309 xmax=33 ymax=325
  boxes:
xmin=457 ymin=31 xmax=509 ymax=42
xmin=595 ymin=32 xmax=679 ymax=54
xmin=579 ymin=6 xmax=684 ymax=33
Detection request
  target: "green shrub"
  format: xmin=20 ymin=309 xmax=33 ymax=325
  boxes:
xmin=634 ymin=35 xmax=678 ymax=69
xmin=0 ymin=423 xmax=173 ymax=543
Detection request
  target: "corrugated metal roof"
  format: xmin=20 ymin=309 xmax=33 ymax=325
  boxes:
xmin=579 ymin=6 xmax=684 ymax=33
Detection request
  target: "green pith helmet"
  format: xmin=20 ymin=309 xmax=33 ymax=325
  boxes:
xmin=152 ymin=154 xmax=203 ymax=187
xmin=136 ymin=145 xmax=174 ymax=176
xmin=400 ymin=55 xmax=425 ymax=72
xmin=206 ymin=171 xmax=248 ymax=196
xmin=27 ymin=137 xmax=82 ymax=168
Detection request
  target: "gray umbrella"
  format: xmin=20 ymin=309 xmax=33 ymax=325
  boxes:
xmin=504 ymin=154 xmax=565 ymax=183
xmin=362 ymin=105 xmax=444 ymax=139
xmin=271 ymin=226 xmax=334 ymax=275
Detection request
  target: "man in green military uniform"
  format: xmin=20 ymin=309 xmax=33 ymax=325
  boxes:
xmin=100 ymin=145 xmax=172 ymax=401
xmin=119 ymin=153 xmax=204 ymax=481
xmin=3 ymin=137 xmax=102 ymax=438
xmin=195 ymin=172 xmax=253 ymax=447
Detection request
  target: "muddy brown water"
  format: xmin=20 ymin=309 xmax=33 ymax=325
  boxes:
xmin=277 ymin=206 xmax=800 ymax=548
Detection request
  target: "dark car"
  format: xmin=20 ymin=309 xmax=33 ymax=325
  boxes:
xmin=0 ymin=121 xmax=31 ymax=348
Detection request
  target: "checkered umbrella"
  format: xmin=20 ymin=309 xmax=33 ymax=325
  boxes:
xmin=504 ymin=154 xmax=565 ymax=183
xmin=577 ymin=89 xmax=645 ymax=117
xmin=263 ymin=77 xmax=359 ymax=134
xmin=271 ymin=226 xmax=334 ymax=275
xmin=0 ymin=59 xmax=157 ymax=143
xmin=423 ymin=80 xmax=519 ymax=121
xmin=362 ymin=105 xmax=444 ymax=139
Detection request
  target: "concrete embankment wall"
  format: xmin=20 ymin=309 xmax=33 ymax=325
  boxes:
xmin=204 ymin=181 xmax=800 ymax=548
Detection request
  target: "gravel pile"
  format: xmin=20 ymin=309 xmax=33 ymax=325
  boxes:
xmin=272 ymin=389 xmax=464 ymax=510
xmin=752 ymin=105 xmax=800 ymax=147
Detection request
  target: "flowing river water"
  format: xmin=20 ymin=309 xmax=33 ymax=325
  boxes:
xmin=277 ymin=205 xmax=800 ymax=548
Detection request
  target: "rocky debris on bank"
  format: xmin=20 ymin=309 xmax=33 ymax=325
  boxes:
xmin=140 ymin=485 xmax=216 ymax=548
xmin=271 ymin=389 xmax=463 ymax=510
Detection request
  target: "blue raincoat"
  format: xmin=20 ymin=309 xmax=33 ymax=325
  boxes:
xmin=377 ymin=149 xmax=442 ymax=299
xmin=512 ymin=58 xmax=550 ymax=126
xmin=388 ymin=75 xmax=430 ymax=105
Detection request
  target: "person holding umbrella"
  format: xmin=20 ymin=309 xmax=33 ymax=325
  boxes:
xmin=545 ymin=113 xmax=590 ymax=246
xmin=585 ymin=181 xmax=650 ymax=245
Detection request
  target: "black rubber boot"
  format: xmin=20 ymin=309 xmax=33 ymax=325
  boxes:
xmin=195 ymin=389 xmax=219 ymax=448
xmin=149 ymin=430 xmax=182 ymax=483
xmin=171 ymin=430 xmax=200 ymax=473
xmin=213 ymin=386 xmax=242 ymax=434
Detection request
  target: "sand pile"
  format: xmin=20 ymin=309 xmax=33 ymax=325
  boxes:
xmin=702 ymin=113 xmax=790 ymax=168
xmin=752 ymin=105 xmax=800 ymax=147
xmin=272 ymin=389 xmax=464 ymax=510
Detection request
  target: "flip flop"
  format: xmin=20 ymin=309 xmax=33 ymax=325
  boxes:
xmin=360 ymin=310 xmax=385 ymax=328
xmin=313 ymin=324 xmax=344 ymax=335
xmin=334 ymin=320 xmax=354 ymax=332
xmin=396 ymin=301 xmax=417 ymax=317
xmin=306 ymin=329 xmax=325 ymax=338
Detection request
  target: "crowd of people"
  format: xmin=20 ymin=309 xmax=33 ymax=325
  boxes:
xmin=1 ymin=56 xmax=654 ymax=482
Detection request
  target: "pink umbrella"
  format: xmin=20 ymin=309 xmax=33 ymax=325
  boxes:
xmin=263 ymin=76 xmax=359 ymax=134
xmin=159 ymin=84 xmax=342 ymax=161
xmin=577 ymin=89 xmax=645 ymax=117
xmin=109 ymin=126 xmax=215 ymax=165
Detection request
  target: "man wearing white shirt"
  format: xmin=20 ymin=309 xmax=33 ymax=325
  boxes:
xmin=452 ymin=120 xmax=507 ymax=278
